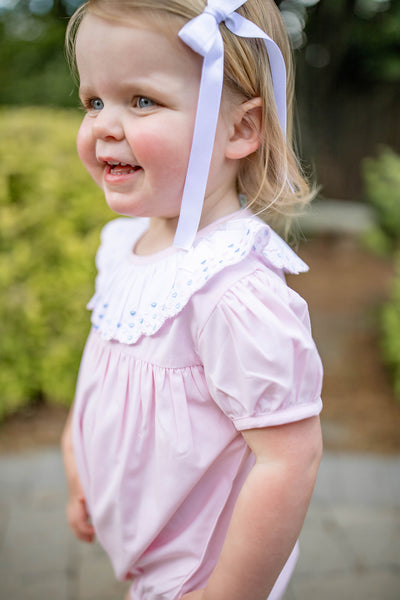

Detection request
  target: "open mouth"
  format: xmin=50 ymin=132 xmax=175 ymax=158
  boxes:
xmin=105 ymin=161 xmax=142 ymax=175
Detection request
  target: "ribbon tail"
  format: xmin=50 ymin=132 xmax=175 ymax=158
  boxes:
xmin=227 ymin=12 xmax=287 ymax=139
xmin=173 ymin=36 xmax=225 ymax=249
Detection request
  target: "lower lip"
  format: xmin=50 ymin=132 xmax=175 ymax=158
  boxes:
xmin=103 ymin=165 xmax=143 ymax=185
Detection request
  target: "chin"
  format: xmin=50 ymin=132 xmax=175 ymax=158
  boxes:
xmin=104 ymin=196 xmax=144 ymax=218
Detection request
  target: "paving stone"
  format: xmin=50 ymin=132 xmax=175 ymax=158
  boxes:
xmin=330 ymin=504 xmax=400 ymax=570
xmin=292 ymin=569 xmax=400 ymax=600
xmin=313 ymin=453 xmax=400 ymax=507
xmin=0 ymin=448 xmax=399 ymax=600
xmin=0 ymin=570 xmax=70 ymax=600
xmin=78 ymin=542 xmax=129 ymax=600
xmin=295 ymin=507 xmax=357 ymax=575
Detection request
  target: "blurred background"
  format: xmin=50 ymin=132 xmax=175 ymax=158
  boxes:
xmin=1 ymin=0 xmax=399 ymax=446
xmin=0 ymin=1 xmax=399 ymax=598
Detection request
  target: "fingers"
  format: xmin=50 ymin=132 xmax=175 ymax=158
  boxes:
xmin=67 ymin=496 xmax=95 ymax=543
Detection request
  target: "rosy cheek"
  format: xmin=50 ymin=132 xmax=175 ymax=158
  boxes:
xmin=76 ymin=122 xmax=104 ymax=188
xmin=143 ymin=128 xmax=190 ymax=173
xmin=76 ymin=122 xmax=91 ymax=165
xmin=77 ymin=123 xmax=96 ymax=166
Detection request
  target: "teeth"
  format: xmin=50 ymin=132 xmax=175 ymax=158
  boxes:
xmin=106 ymin=161 xmax=135 ymax=168
xmin=103 ymin=159 xmax=140 ymax=174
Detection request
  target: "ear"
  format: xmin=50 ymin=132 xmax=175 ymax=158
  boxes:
xmin=225 ymin=97 xmax=262 ymax=160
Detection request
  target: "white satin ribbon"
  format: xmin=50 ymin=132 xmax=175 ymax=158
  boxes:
xmin=173 ymin=0 xmax=287 ymax=249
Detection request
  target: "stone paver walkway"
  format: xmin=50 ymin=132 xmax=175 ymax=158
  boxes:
xmin=0 ymin=448 xmax=399 ymax=600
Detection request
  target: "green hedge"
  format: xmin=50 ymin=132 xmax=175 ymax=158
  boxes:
xmin=362 ymin=148 xmax=400 ymax=401
xmin=382 ymin=255 xmax=400 ymax=401
xmin=362 ymin=148 xmax=400 ymax=255
xmin=0 ymin=107 xmax=112 ymax=419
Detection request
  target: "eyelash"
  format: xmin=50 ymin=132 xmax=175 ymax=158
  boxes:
xmin=80 ymin=97 xmax=103 ymax=111
xmin=80 ymin=96 xmax=158 ymax=111
xmin=135 ymin=96 xmax=155 ymax=109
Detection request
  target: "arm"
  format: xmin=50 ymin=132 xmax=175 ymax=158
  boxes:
xmin=61 ymin=406 xmax=95 ymax=543
xmin=182 ymin=415 xmax=322 ymax=600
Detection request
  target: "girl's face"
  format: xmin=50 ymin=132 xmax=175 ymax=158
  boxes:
xmin=75 ymin=12 xmax=239 ymax=228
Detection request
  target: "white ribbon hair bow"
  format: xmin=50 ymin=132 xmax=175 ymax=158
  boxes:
xmin=173 ymin=0 xmax=287 ymax=249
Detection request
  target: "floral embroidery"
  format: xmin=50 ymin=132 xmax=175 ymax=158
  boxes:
xmin=87 ymin=216 xmax=308 ymax=344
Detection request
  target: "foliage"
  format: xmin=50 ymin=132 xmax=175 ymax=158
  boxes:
xmin=362 ymin=148 xmax=400 ymax=255
xmin=364 ymin=146 xmax=400 ymax=400
xmin=382 ymin=254 xmax=400 ymax=401
xmin=1 ymin=0 xmax=400 ymax=109
xmin=0 ymin=5 xmax=78 ymax=107
xmin=300 ymin=0 xmax=400 ymax=86
xmin=0 ymin=107 xmax=112 ymax=419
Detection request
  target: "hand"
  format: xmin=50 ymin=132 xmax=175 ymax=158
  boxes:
xmin=62 ymin=407 xmax=94 ymax=543
xmin=66 ymin=494 xmax=95 ymax=543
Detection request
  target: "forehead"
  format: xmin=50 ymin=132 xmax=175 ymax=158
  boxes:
xmin=75 ymin=11 xmax=202 ymax=87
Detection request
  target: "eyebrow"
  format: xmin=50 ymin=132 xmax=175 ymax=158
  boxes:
xmin=78 ymin=75 xmax=185 ymax=102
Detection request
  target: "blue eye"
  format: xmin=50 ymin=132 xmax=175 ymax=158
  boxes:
xmin=91 ymin=98 xmax=104 ymax=111
xmin=136 ymin=97 xmax=154 ymax=109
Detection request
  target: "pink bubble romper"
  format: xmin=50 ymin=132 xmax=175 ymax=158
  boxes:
xmin=72 ymin=210 xmax=323 ymax=600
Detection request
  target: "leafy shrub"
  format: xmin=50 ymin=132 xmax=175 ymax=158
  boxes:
xmin=0 ymin=107 xmax=112 ymax=419
xmin=363 ymin=147 xmax=400 ymax=400
xmin=362 ymin=148 xmax=400 ymax=254
xmin=382 ymin=254 xmax=400 ymax=401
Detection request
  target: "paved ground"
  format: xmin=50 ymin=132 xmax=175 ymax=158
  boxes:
xmin=0 ymin=447 xmax=399 ymax=600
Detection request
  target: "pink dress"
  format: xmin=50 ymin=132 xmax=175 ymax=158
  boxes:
xmin=72 ymin=211 xmax=323 ymax=600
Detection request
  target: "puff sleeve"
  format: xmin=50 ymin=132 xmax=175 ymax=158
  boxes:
xmin=197 ymin=269 xmax=323 ymax=430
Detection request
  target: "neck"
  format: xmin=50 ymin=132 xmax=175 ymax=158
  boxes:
xmin=135 ymin=186 xmax=241 ymax=257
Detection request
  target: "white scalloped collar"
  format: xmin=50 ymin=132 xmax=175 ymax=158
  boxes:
xmin=87 ymin=212 xmax=308 ymax=344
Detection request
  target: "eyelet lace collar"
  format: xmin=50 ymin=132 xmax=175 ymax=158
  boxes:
xmin=88 ymin=214 xmax=308 ymax=344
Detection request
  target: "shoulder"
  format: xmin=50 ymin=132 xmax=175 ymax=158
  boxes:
xmin=195 ymin=256 xmax=323 ymax=430
xmin=188 ymin=213 xmax=309 ymax=327
xmin=194 ymin=211 xmax=308 ymax=276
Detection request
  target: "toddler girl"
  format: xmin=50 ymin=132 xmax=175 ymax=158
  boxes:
xmin=61 ymin=1 xmax=323 ymax=599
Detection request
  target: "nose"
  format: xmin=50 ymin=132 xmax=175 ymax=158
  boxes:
xmin=92 ymin=105 xmax=124 ymax=141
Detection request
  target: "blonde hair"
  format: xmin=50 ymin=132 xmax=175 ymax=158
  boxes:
xmin=66 ymin=0 xmax=314 ymax=239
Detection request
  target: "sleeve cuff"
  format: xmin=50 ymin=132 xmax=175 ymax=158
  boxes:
xmin=232 ymin=397 xmax=323 ymax=431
